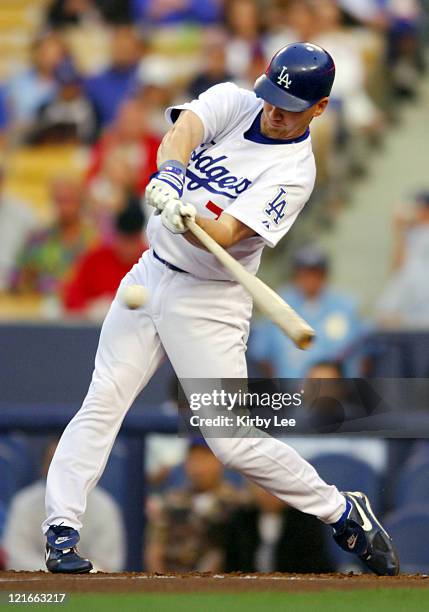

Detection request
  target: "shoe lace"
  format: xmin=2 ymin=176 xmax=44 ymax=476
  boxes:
xmin=50 ymin=524 xmax=74 ymax=535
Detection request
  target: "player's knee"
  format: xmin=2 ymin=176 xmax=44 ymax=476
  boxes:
xmin=84 ymin=365 xmax=139 ymax=413
xmin=88 ymin=375 xmax=118 ymax=402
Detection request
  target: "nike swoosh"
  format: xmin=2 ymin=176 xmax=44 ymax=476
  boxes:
xmin=347 ymin=534 xmax=358 ymax=549
xmin=55 ymin=537 xmax=72 ymax=545
xmin=349 ymin=494 xmax=373 ymax=531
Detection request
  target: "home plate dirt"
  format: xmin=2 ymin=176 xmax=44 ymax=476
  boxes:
xmin=0 ymin=572 xmax=428 ymax=593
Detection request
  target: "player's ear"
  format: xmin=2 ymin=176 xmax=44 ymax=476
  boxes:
xmin=313 ymin=98 xmax=329 ymax=117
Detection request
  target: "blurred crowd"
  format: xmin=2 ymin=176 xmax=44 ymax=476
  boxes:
xmin=0 ymin=435 xmax=336 ymax=572
xmin=0 ymin=0 xmax=427 ymax=331
xmin=1 ymin=427 xmax=428 ymax=573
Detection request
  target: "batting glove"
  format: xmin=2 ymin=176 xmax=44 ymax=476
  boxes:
xmin=161 ymin=200 xmax=196 ymax=234
xmin=145 ymin=160 xmax=186 ymax=213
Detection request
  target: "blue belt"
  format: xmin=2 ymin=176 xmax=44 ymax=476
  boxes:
xmin=153 ymin=250 xmax=188 ymax=274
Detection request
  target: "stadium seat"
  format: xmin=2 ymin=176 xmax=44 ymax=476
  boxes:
xmin=3 ymin=146 xmax=87 ymax=222
xmin=410 ymin=440 xmax=429 ymax=462
xmin=395 ymin=455 xmax=429 ymax=508
xmin=0 ymin=443 xmax=19 ymax=507
xmin=0 ymin=500 xmax=6 ymax=539
xmin=384 ymin=440 xmax=417 ymax=511
xmin=98 ymin=438 xmax=129 ymax=507
xmin=311 ymin=453 xmax=382 ymax=512
xmin=0 ymin=434 xmax=34 ymax=489
xmin=383 ymin=506 xmax=429 ymax=573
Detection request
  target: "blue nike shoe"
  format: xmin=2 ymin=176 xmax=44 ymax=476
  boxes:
xmin=45 ymin=525 xmax=93 ymax=574
xmin=333 ymin=491 xmax=400 ymax=576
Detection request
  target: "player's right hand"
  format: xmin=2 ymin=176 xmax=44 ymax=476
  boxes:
xmin=145 ymin=161 xmax=186 ymax=213
xmin=161 ymin=200 xmax=196 ymax=234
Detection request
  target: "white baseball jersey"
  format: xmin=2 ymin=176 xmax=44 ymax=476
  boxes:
xmin=147 ymin=82 xmax=316 ymax=280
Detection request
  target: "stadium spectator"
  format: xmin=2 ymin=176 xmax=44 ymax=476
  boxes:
xmin=2 ymin=440 xmax=125 ymax=571
xmin=132 ymin=57 xmax=175 ymax=136
xmin=281 ymin=0 xmax=383 ymax=137
xmin=337 ymin=0 xmax=424 ymax=99
xmin=0 ymin=168 xmax=38 ymax=291
xmin=86 ymin=97 xmax=159 ymax=234
xmin=84 ymin=25 xmax=143 ymax=127
xmin=5 ymin=32 xmax=67 ymax=132
xmin=130 ymin=0 xmax=222 ymax=26
xmin=282 ymin=360 xmax=388 ymax=572
xmin=284 ymin=361 xmax=388 ymax=472
xmin=337 ymin=0 xmax=386 ymax=25
xmin=187 ymin=31 xmax=233 ymax=99
xmin=63 ymin=203 xmax=147 ymax=318
xmin=263 ymin=1 xmax=296 ymax=62
xmin=46 ymin=0 xmax=104 ymax=28
xmin=46 ymin=0 xmax=132 ymax=27
xmin=29 ymin=59 xmax=97 ymax=145
xmin=224 ymin=482 xmax=334 ymax=573
xmin=145 ymin=376 xmax=188 ymax=490
xmin=12 ymin=176 xmax=97 ymax=296
xmin=224 ymin=0 xmax=266 ymax=82
xmin=249 ymin=245 xmax=363 ymax=378
xmin=145 ymin=439 xmax=242 ymax=572
xmin=376 ymin=191 xmax=429 ymax=327
xmin=338 ymin=0 xmax=424 ymax=88
xmin=0 ymin=87 xmax=9 ymax=149
xmin=386 ymin=0 xmax=424 ymax=99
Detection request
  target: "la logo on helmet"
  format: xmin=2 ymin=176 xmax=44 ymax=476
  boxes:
xmin=277 ymin=66 xmax=292 ymax=90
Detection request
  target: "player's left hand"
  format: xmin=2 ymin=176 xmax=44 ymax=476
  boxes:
xmin=161 ymin=200 xmax=196 ymax=234
xmin=145 ymin=161 xmax=186 ymax=213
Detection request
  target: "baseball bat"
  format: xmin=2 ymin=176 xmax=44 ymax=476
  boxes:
xmin=185 ymin=219 xmax=315 ymax=349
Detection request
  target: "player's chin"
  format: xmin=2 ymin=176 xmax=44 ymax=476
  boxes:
xmin=266 ymin=118 xmax=284 ymax=131
xmin=268 ymin=121 xmax=293 ymax=137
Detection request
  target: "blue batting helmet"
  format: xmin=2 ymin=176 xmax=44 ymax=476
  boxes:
xmin=254 ymin=42 xmax=335 ymax=112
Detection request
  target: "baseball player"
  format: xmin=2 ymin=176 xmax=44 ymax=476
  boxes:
xmin=43 ymin=43 xmax=399 ymax=575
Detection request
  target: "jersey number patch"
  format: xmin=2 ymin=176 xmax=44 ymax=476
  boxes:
xmin=264 ymin=188 xmax=288 ymax=226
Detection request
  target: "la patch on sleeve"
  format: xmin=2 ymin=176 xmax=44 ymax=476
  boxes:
xmin=263 ymin=187 xmax=288 ymax=228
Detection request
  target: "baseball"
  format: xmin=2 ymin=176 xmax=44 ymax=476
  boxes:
xmin=121 ymin=284 xmax=149 ymax=309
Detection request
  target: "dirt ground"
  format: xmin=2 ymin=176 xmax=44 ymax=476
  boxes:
xmin=0 ymin=572 xmax=428 ymax=594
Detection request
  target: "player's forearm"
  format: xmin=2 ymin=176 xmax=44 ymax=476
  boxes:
xmin=157 ymin=126 xmax=192 ymax=168
xmin=185 ymin=216 xmax=235 ymax=249
xmin=184 ymin=213 xmax=256 ymax=250
xmin=157 ymin=111 xmax=204 ymax=168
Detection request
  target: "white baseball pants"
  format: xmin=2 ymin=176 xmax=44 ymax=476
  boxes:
xmin=43 ymin=250 xmax=345 ymax=534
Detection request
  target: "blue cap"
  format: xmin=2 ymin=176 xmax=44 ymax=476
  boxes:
xmin=292 ymin=244 xmax=329 ymax=270
xmin=254 ymin=42 xmax=335 ymax=112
